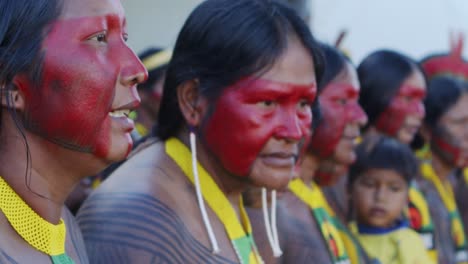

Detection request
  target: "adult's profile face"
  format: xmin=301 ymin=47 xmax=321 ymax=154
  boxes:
xmin=202 ymin=36 xmax=317 ymax=189
xmin=433 ymin=93 xmax=468 ymax=168
xmin=375 ymin=69 xmax=426 ymax=144
xmin=312 ymin=62 xmax=367 ymax=165
xmin=18 ymin=0 xmax=147 ymax=163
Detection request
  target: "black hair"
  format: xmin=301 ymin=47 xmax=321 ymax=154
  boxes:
xmin=0 ymin=0 xmax=62 ymax=198
xmin=277 ymin=0 xmax=310 ymax=22
xmin=310 ymin=43 xmax=352 ymax=129
xmin=424 ymin=76 xmax=468 ymax=129
xmin=137 ymin=47 xmax=169 ymax=92
xmin=0 ymin=0 xmax=62 ymax=129
xmin=358 ymin=50 xmax=423 ymax=129
xmin=156 ymin=0 xmax=324 ymax=140
xmin=348 ymin=135 xmax=418 ymax=189
xmin=318 ymin=43 xmax=351 ymax=91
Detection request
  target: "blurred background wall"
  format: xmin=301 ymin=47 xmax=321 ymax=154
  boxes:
xmin=123 ymin=0 xmax=468 ymax=63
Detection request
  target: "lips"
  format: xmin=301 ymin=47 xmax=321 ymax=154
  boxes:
xmin=109 ymin=101 xmax=139 ymax=133
xmin=109 ymin=109 xmax=130 ymax=118
xmin=370 ymin=207 xmax=387 ymax=217
xmin=260 ymin=152 xmax=297 ymax=168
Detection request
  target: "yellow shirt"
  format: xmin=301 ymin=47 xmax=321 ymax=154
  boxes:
xmin=354 ymin=223 xmax=434 ymax=264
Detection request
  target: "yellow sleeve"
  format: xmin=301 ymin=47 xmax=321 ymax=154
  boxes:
xmin=397 ymin=229 xmax=435 ymax=264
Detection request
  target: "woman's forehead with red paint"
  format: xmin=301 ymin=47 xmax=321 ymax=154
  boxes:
xmin=60 ymin=0 xmax=125 ymax=20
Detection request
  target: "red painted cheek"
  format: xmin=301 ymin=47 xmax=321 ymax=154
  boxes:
xmin=204 ymin=96 xmax=272 ymax=176
xmin=310 ymin=99 xmax=347 ymax=158
xmin=94 ymin=119 xmax=112 ymax=158
xmin=20 ymin=16 xmax=129 ymax=159
xmin=375 ymin=98 xmax=408 ymax=136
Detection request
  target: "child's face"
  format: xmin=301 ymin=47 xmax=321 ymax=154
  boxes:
xmin=351 ymin=168 xmax=408 ymax=228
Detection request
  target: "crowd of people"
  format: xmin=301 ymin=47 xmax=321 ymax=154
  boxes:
xmin=1 ymin=0 xmax=468 ymax=263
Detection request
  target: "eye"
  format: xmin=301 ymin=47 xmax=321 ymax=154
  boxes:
xmin=88 ymin=32 xmax=108 ymax=43
xmin=336 ymin=98 xmax=347 ymax=105
xmin=257 ymin=100 xmax=276 ymax=109
xmin=359 ymin=178 xmax=375 ymax=188
xmin=389 ymin=185 xmax=403 ymax=192
xmin=123 ymin=33 xmax=129 ymax=42
xmin=298 ymin=99 xmax=312 ymax=109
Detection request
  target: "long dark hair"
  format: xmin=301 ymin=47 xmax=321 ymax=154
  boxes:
xmin=0 ymin=0 xmax=62 ymax=130
xmin=156 ymin=0 xmax=324 ymax=140
xmin=0 ymin=0 xmax=62 ymax=196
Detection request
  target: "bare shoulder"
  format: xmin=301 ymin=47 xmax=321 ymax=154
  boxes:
xmin=77 ymin=191 xmax=236 ymax=264
xmin=76 ymin=141 xmax=236 ymax=264
xmin=277 ymin=193 xmax=334 ymax=264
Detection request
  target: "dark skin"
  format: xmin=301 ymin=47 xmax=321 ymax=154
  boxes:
xmin=248 ymin=154 xmax=335 ymax=263
xmin=77 ymin=36 xmax=317 ymax=263
xmin=248 ymin=190 xmax=336 ymax=264
xmin=77 ymin=140 xmax=239 ymax=263
xmin=0 ymin=0 xmax=146 ymax=261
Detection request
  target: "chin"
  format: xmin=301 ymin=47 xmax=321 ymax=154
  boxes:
xmin=104 ymin=134 xmax=133 ymax=163
xmin=335 ymin=152 xmax=356 ymax=166
xmin=251 ymin=171 xmax=292 ymax=190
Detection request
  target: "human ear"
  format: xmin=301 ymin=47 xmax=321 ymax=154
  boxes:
xmin=177 ymin=79 xmax=208 ymax=127
xmin=0 ymin=81 xmax=25 ymax=111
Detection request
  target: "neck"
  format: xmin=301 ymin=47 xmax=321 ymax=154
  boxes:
xmin=0 ymin=121 xmax=86 ymax=224
xmin=431 ymin=151 xmax=453 ymax=182
xmin=299 ymin=153 xmax=320 ymax=186
xmin=176 ymin=130 xmax=247 ymax=214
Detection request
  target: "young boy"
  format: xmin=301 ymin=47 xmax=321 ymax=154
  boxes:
xmin=348 ymin=136 xmax=434 ymax=264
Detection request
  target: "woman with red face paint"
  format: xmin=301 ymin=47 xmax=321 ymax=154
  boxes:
xmin=421 ymin=35 xmax=468 ymax=250
xmin=354 ymin=50 xmax=439 ymax=262
xmin=0 ymin=0 xmax=147 ymax=263
xmin=414 ymin=76 xmax=468 ymax=264
xmin=76 ymin=0 xmax=324 ymax=263
xmin=246 ymin=44 xmax=375 ymax=264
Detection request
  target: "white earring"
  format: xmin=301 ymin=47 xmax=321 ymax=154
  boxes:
xmin=190 ymin=129 xmax=220 ymax=254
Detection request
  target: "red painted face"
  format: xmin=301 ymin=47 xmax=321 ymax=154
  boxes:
xmin=203 ymin=78 xmax=317 ymax=176
xmin=432 ymin=132 xmax=468 ymax=168
xmin=310 ymin=83 xmax=366 ymax=158
xmin=375 ymin=85 xmax=426 ymax=136
xmin=19 ymin=11 xmax=147 ymax=160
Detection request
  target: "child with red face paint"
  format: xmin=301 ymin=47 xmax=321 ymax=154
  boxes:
xmin=414 ymin=76 xmax=468 ymax=264
xmin=0 ymin=0 xmax=147 ymax=263
xmin=246 ymin=44 xmax=376 ymax=264
xmin=348 ymin=136 xmax=433 ymax=264
xmin=76 ymin=0 xmax=324 ymax=263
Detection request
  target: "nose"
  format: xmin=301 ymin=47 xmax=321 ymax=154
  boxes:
xmin=415 ymin=102 xmax=425 ymax=119
xmin=119 ymin=46 xmax=149 ymax=87
xmin=374 ymin=186 xmax=386 ymax=202
xmin=349 ymin=103 xmax=368 ymax=127
xmin=275 ymin=108 xmax=303 ymax=141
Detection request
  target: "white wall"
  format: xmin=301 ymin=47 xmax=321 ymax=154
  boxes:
xmin=122 ymin=0 xmax=201 ymax=55
xmin=312 ymin=0 xmax=468 ymax=63
xmin=122 ymin=0 xmax=468 ymax=63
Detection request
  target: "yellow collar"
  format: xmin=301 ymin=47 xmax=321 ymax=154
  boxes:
xmin=165 ymin=137 xmax=262 ymax=264
xmin=288 ymin=178 xmax=350 ymax=264
xmin=0 ymin=176 xmax=73 ymax=263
